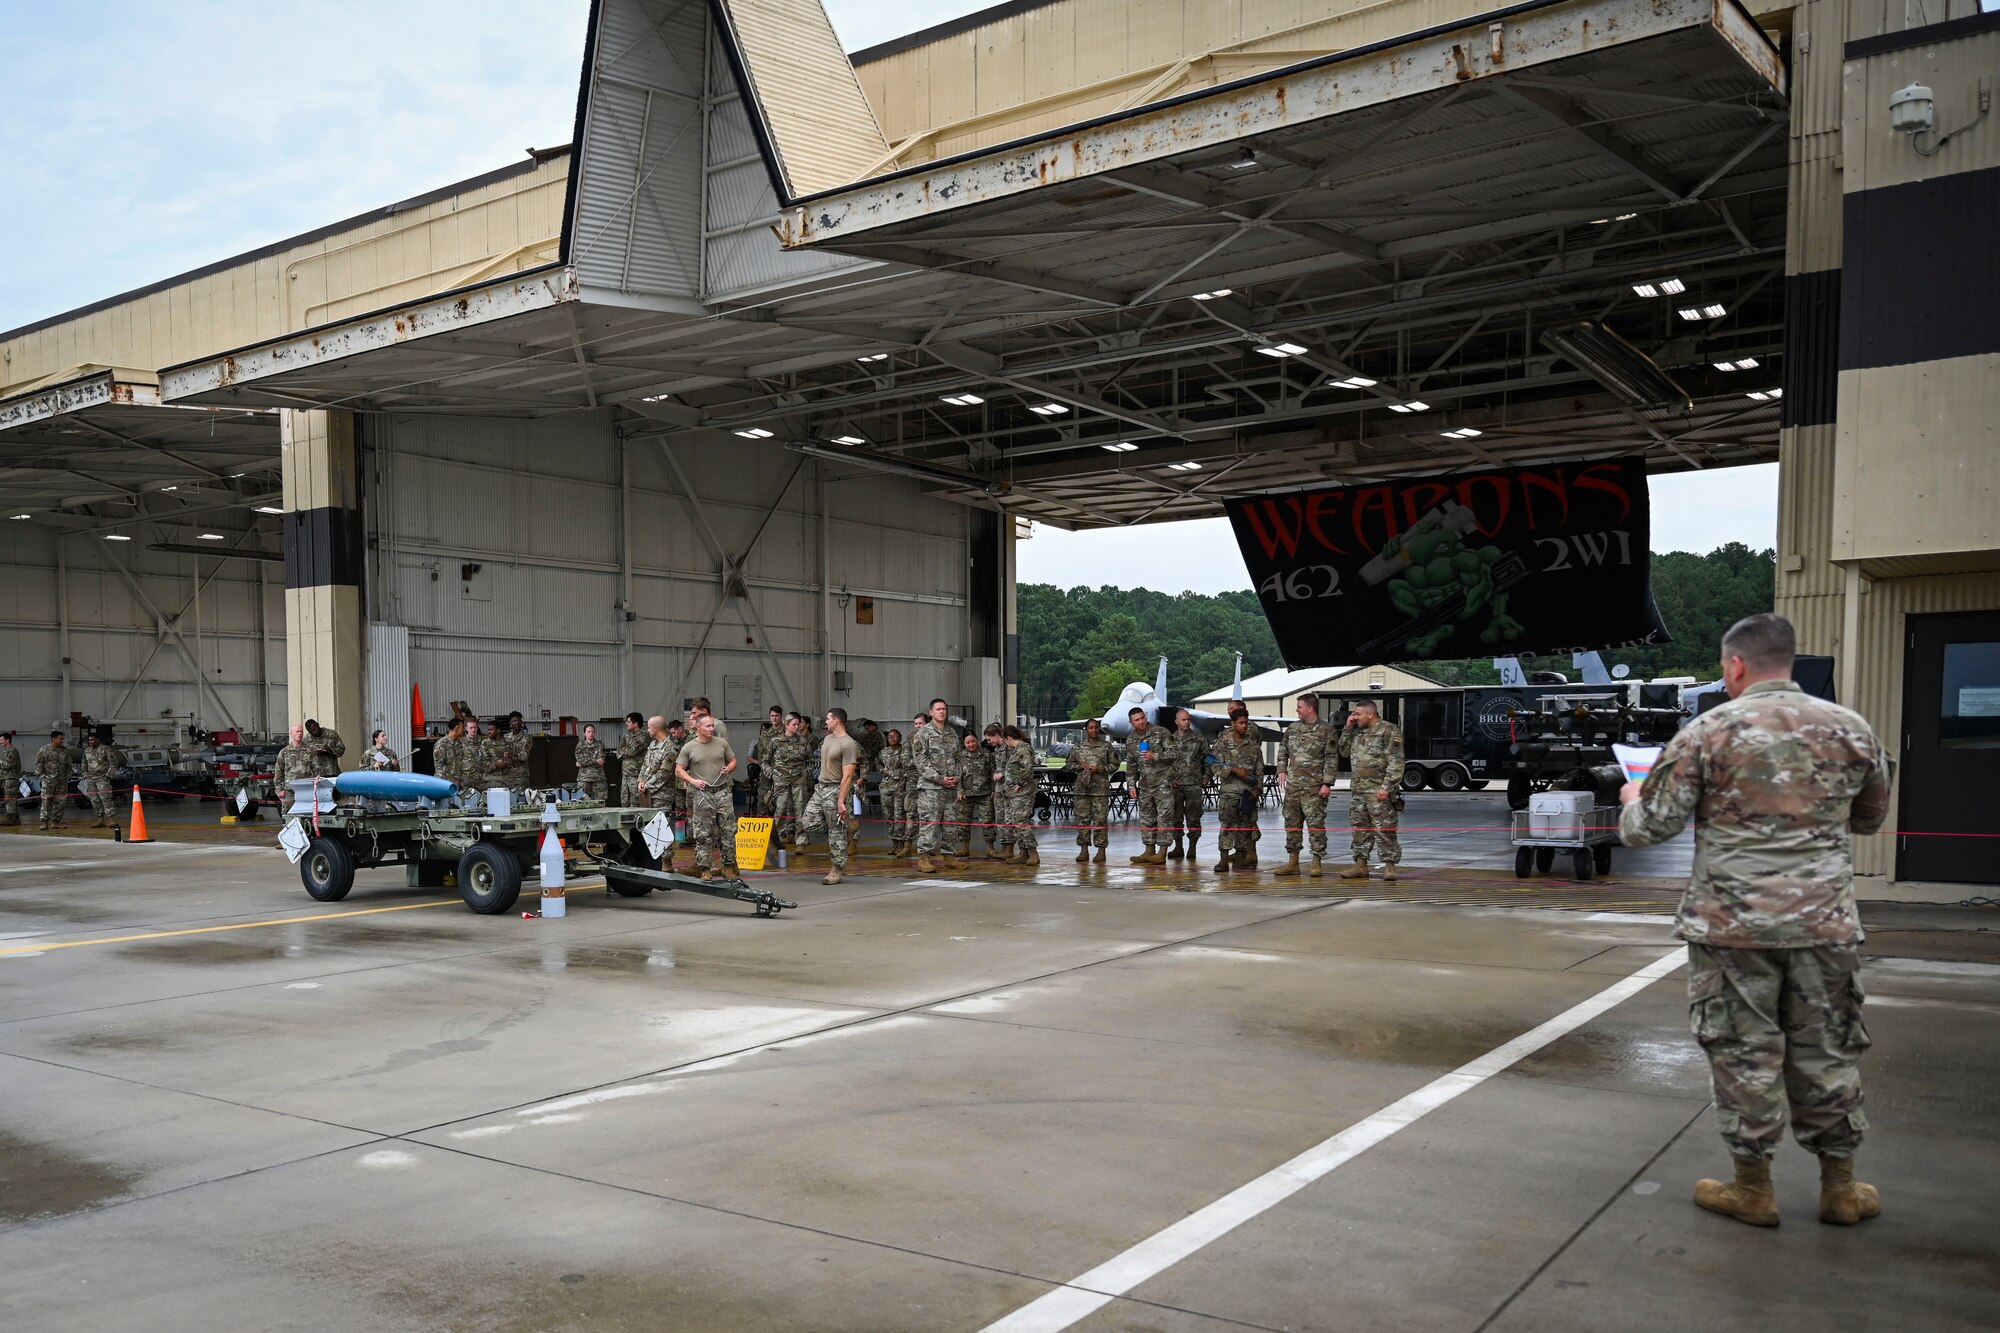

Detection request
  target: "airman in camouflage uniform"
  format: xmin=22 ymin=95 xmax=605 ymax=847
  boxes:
xmin=998 ymin=727 xmax=1039 ymax=865
xmin=636 ymin=717 xmax=680 ymax=814
xmin=911 ymin=700 xmax=963 ymax=871
xmin=1272 ymin=694 xmax=1339 ymax=877
xmin=1 ymin=732 xmax=22 ymax=826
xmin=302 ymin=720 xmax=346 ymax=778
xmin=33 ymin=731 xmax=75 ymax=830
xmin=953 ymin=729 xmax=1000 ymax=859
xmin=675 ymin=715 xmax=738 ymax=879
xmin=877 ymin=732 xmax=912 ymax=855
xmin=82 ymin=734 xmax=125 ymax=827
xmin=801 ymin=709 xmax=863 ymax=884
xmin=1064 ymin=718 xmax=1117 ymax=862
xmin=1124 ymin=710 xmax=1177 ymax=866
xmin=272 ymin=724 xmax=318 ymax=793
xmin=1162 ymin=709 xmax=1209 ymax=863
xmin=489 ymin=715 xmax=531 ymax=790
xmin=753 ymin=708 xmax=784 ymax=815
xmin=767 ymin=716 xmax=814 ymax=847
xmin=573 ymin=724 xmax=607 ymax=802
xmin=1620 ymin=613 xmax=1893 ymax=1229
xmin=1210 ymin=712 xmax=1264 ymax=872
xmin=616 ymin=712 xmax=648 ymax=807
xmin=431 ymin=719 xmax=477 ymax=794
xmin=1338 ymin=699 xmax=1405 ymax=881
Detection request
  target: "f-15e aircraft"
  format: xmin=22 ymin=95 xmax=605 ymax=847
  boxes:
xmin=1083 ymin=654 xmax=1292 ymax=739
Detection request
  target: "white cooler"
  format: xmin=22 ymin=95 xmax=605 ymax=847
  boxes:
xmin=1529 ymin=790 xmax=1594 ymax=839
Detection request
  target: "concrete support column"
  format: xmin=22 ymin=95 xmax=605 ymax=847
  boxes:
xmin=280 ymin=409 xmax=365 ymax=748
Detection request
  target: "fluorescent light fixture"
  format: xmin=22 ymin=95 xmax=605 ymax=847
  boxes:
xmin=160 ymin=485 xmax=177 ymax=492
xmin=1712 ymin=357 xmax=1762 ymax=372
xmin=1255 ymin=342 xmax=1309 ymax=358
xmin=640 ymin=392 xmax=674 ymax=403
xmin=733 ymin=427 xmax=774 ymax=439
xmin=1191 ymin=288 xmax=1233 ymax=301
xmin=253 ymin=505 xmax=284 ymax=514
xmin=830 ymin=435 xmax=866 ymax=446
xmin=8 ymin=514 xmax=29 ymax=520
xmin=1166 ymin=461 xmax=1202 ymax=472
xmin=1659 ymin=277 xmax=1687 ymax=295
xmin=855 ymin=352 xmax=889 ymax=363
xmin=1100 ymin=441 xmax=1138 ymax=452
xmin=1329 ymin=375 xmax=1378 ymax=389
xmin=104 ymin=533 xmax=132 ymax=541
xmin=198 ymin=532 xmax=226 ymax=540
xmin=1702 ymin=303 xmax=1728 ymax=319
xmin=1442 ymin=427 xmax=1484 ymax=439
xmin=940 ymin=393 xmax=985 ymax=406
xmin=1677 ymin=307 xmax=1704 ymax=321
xmin=1386 ymin=400 xmax=1431 ymax=413
xmin=1747 ymin=388 xmax=1784 ymax=401
xmin=1539 ymin=319 xmax=1692 ymax=412
xmin=1027 ymin=402 xmax=1069 ymax=416
xmin=1631 ymin=283 xmax=1659 ymax=298
xmin=1228 ymin=147 xmax=1261 ymax=170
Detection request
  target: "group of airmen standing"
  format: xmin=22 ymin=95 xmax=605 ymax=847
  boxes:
xmin=1 ymin=729 xmax=131 ymax=830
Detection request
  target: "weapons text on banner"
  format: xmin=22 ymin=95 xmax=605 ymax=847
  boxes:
xmin=1224 ymin=459 xmax=1666 ymax=665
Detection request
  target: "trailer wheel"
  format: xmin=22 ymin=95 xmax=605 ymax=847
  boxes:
xmin=1430 ymin=764 xmax=1468 ymax=793
xmin=1463 ymin=779 xmax=1490 ymax=791
xmin=1593 ymin=843 xmax=1614 ymax=876
xmin=300 ymin=837 xmax=356 ymax=903
xmin=1573 ymin=848 xmax=1596 ymax=882
xmin=457 ymin=842 xmax=522 ymax=915
xmin=610 ymin=836 xmax=656 ymax=896
xmin=1514 ymin=847 xmax=1534 ymax=879
xmin=1506 ymin=777 xmax=1532 ymax=811
xmin=1534 ymin=847 xmax=1555 ymax=874
xmin=1400 ymin=767 xmax=1427 ymax=793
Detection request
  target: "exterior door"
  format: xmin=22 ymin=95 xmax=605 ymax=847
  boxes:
xmin=1899 ymin=611 xmax=2000 ymax=885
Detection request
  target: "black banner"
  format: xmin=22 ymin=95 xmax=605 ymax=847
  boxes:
xmin=1224 ymin=459 xmax=1667 ymax=666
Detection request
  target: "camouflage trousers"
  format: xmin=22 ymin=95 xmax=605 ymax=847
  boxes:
xmin=40 ymin=783 xmax=68 ymax=827
xmin=621 ymin=776 xmax=642 ymax=808
xmin=1217 ymin=782 xmax=1263 ymax=855
xmin=85 ymin=777 xmax=118 ymax=822
xmin=1072 ymin=791 xmax=1110 ymax=848
xmin=2 ymin=784 xmax=17 ymax=821
xmin=882 ymin=786 xmax=913 ymax=843
xmin=954 ymin=793 xmax=996 ymax=855
xmin=686 ymin=787 xmax=737 ymax=872
xmin=1172 ymin=784 xmax=1204 ymax=837
xmin=773 ymin=777 xmax=809 ymax=845
xmin=1349 ymin=788 xmax=1401 ymax=864
xmin=756 ymin=769 xmax=773 ymax=816
xmin=1688 ymin=943 xmax=1870 ymax=1161
xmin=1134 ymin=783 xmax=1176 ymax=849
xmin=800 ymin=784 xmax=851 ymax=869
xmin=1281 ymin=784 xmax=1330 ymax=857
xmin=998 ymin=792 xmax=1037 ymax=853
xmin=914 ymin=785 xmax=953 ymax=855
xmin=579 ymin=772 xmax=606 ymax=803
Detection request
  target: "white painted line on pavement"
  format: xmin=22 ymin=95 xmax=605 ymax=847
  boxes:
xmin=1586 ymin=912 xmax=1677 ymax=925
xmin=981 ymin=947 xmax=1688 ymax=1333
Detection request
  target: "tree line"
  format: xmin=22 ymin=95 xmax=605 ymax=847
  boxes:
xmin=1019 ymin=543 xmax=1776 ymax=720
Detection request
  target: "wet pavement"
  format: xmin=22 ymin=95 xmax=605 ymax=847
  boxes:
xmin=1 ymin=830 xmax=1995 ymax=1330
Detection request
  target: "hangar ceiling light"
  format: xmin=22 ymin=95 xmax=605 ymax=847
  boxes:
xmin=1027 ymin=402 xmax=1070 ymax=416
xmin=1632 ymin=277 xmax=1687 ymax=298
xmin=830 ymin=434 xmax=866 ymax=445
xmin=1442 ymin=427 xmax=1484 ymax=439
xmin=1747 ymin=388 xmax=1784 ymax=401
xmin=940 ymin=393 xmax=985 ymax=406
xmin=1254 ymin=342 xmax=1308 ymax=358
xmin=1386 ymin=400 xmax=1431 ymax=413
xmin=856 ymin=353 xmax=889 ymax=363
xmin=1100 ymin=442 xmax=1137 ymax=452
xmin=8 ymin=513 xmax=29 ymax=520
xmin=1166 ymin=461 xmax=1202 ymax=471
xmin=253 ymin=505 xmax=284 ymax=514
xmin=1712 ymin=357 xmax=1760 ymax=371
xmin=733 ymin=427 xmax=775 ymax=439
xmin=1328 ymin=375 xmax=1378 ymax=389
xmin=1191 ymin=289 xmax=1233 ymax=301
xmin=104 ymin=533 xmax=131 ymax=541
xmin=198 ymin=532 xmax=226 ymax=540
xmin=1539 ymin=320 xmax=1691 ymax=411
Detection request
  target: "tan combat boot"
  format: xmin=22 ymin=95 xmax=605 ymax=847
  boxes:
xmin=1272 ymin=852 xmax=1301 ymax=877
xmin=1817 ymin=1155 xmax=1881 ymax=1225
xmin=1022 ymin=848 xmax=1039 ymax=866
xmin=1338 ymin=860 xmax=1370 ymax=880
xmin=822 ymin=868 xmax=843 ymax=885
xmin=1237 ymin=844 xmax=1257 ymax=870
xmin=1694 ymin=1157 xmax=1781 ymax=1227
xmin=915 ymin=854 xmax=938 ymax=873
xmin=1092 ymin=847 xmax=1105 ymax=863
xmin=1129 ymin=846 xmax=1154 ymax=866
xmin=1308 ymin=856 xmax=1323 ymax=879
xmin=1213 ymin=851 xmax=1232 ymax=874
xmin=1075 ymin=846 xmax=1089 ymax=864
xmin=1381 ymin=864 xmax=1398 ymax=883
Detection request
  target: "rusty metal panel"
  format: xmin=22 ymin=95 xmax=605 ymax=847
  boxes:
xmin=719 ymin=0 xmax=891 ymax=197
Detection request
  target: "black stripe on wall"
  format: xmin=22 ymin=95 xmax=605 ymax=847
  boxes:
xmin=1782 ymin=267 xmax=1840 ymax=429
xmin=1841 ymin=164 xmax=2000 ymax=372
xmin=1845 ymin=9 xmax=2000 ymax=60
xmin=283 ymin=506 xmax=365 ymax=589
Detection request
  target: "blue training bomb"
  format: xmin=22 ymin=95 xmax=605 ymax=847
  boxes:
xmin=333 ymin=770 xmax=457 ymax=801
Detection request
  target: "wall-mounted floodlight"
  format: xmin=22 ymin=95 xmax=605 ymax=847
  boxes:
xmin=1890 ymin=83 xmax=1934 ymax=135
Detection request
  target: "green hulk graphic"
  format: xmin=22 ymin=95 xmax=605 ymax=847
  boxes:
xmin=1375 ymin=513 xmax=1526 ymax=657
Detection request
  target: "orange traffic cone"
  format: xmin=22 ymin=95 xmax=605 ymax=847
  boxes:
xmin=126 ymin=786 xmax=155 ymax=844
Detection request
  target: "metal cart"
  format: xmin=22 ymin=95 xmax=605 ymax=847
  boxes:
xmin=1509 ymin=806 xmax=1622 ymax=881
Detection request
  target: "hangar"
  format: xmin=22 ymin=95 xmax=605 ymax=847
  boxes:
xmin=3 ymin=0 xmax=1996 ymax=885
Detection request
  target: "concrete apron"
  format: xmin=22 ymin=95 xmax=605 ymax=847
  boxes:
xmin=1 ymin=833 xmax=1995 ymax=1331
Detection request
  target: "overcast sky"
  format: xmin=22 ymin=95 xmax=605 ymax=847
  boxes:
xmin=5 ymin=1 xmax=1776 ymax=577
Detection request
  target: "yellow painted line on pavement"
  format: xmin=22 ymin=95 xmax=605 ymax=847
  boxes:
xmin=0 ymin=900 xmax=457 ymax=955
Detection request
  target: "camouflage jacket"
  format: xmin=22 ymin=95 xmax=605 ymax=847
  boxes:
xmin=910 ymin=720 xmax=961 ymax=788
xmin=1210 ymin=732 xmax=1264 ymax=789
xmin=431 ymin=735 xmax=476 ymax=789
xmin=466 ymin=736 xmax=497 ymax=784
xmin=34 ymin=743 xmax=75 ymax=785
xmin=957 ymin=743 xmax=997 ymax=798
xmin=0 ymin=745 xmax=21 ymax=782
xmin=999 ymin=741 xmax=1037 ymax=797
xmin=752 ymin=723 xmax=781 ymax=764
xmin=82 ymin=745 xmax=124 ymax=781
xmin=307 ymin=727 xmax=346 ymax=777
xmin=495 ymin=731 xmax=532 ymax=778
xmin=1619 ymin=680 xmax=1893 ymax=948
xmin=1064 ymin=736 xmax=1118 ymax=795
xmin=361 ymin=745 xmax=400 ymax=771
xmin=638 ymin=736 xmax=681 ymax=794
xmin=1278 ymin=718 xmax=1339 ymax=787
xmin=1340 ymin=721 xmax=1405 ymax=792
xmin=1164 ymin=731 xmax=1209 ymax=788
xmin=617 ymin=728 xmax=650 ymax=772
xmin=766 ymin=732 xmax=813 ymax=782
xmin=573 ymin=739 xmax=605 ymax=778
xmin=272 ymin=743 xmax=317 ymax=787
xmin=877 ymin=744 xmax=911 ymax=790
xmin=1123 ymin=727 xmax=1175 ymax=791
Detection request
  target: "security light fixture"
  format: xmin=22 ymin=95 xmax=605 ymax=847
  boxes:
xmin=1386 ymin=401 xmax=1431 ymax=413
xmin=1191 ymin=289 xmax=1233 ymax=301
xmin=1539 ymin=320 xmax=1692 ymax=412
xmin=1100 ymin=441 xmax=1138 ymax=452
xmin=1027 ymin=402 xmax=1070 ymax=416
xmin=830 ymin=435 xmax=866 ymax=446
xmin=855 ymin=352 xmax=890 ymax=363
xmin=733 ymin=427 xmax=775 ymax=439
xmin=1328 ymin=375 xmax=1378 ymax=389
xmin=941 ymin=393 xmax=985 ymax=406
xmin=1255 ymin=342 xmax=1308 ymax=358
xmin=1166 ymin=461 xmax=1202 ymax=472
xmin=198 ymin=532 xmax=226 ymax=540
xmin=1890 ymin=83 xmax=1935 ymax=135
xmin=1441 ymin=427 xmax=1484 ymax=439
xmin=104 ymin=533 xmax=132 ymax=541
xmin=253 ymin=505 xmax=284 ymax=514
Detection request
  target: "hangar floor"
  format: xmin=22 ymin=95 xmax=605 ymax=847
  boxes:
xmin=2 ymin=832 xmax=1995 ymax=1331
